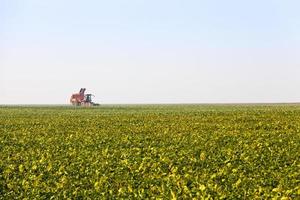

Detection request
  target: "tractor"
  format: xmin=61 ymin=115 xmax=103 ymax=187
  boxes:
xmin=70 ymin=88 xmax=99 ymax=106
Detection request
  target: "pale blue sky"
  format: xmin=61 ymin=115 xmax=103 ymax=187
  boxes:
xmin=1 ymin=0 xmax=300 ymax=104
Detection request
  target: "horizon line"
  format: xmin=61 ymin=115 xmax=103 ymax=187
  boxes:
xmin=1 ymin=102 xmax=300 ymax=106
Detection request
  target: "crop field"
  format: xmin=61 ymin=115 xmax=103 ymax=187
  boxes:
xmin=0 ymin=105 xmax=300 ymax=199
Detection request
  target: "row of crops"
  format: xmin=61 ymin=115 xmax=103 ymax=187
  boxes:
xmin=0 ymin=105 xmax=299 ymax=199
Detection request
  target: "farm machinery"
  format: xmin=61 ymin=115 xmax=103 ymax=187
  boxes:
xmin=70 ymin=88 xmax=99 ymax=106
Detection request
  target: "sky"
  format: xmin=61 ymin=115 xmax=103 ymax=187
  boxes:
xmin=1 ymin=0 xmax=300 ymax=104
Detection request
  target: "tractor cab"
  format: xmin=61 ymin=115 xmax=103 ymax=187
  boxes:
xmin=84 ymin=94 xmax=93 ymax=103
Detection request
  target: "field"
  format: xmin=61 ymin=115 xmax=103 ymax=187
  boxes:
xmin=0 ymin=105 xmax=299 ymax=199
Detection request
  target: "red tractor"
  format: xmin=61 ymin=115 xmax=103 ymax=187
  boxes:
xmin=70 ymin=88 xmax=99 ymax=106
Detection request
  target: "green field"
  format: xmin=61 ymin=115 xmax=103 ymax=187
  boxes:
xmin=0 ymin=105 xmax=299 ymax=199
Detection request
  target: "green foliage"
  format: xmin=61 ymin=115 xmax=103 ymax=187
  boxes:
xmin=0 ymin=105 xmax=299 ymax=199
